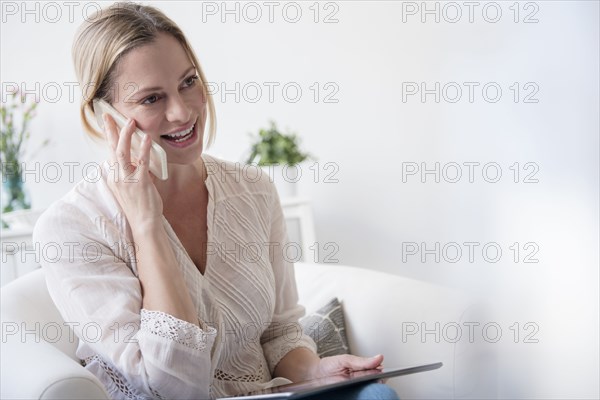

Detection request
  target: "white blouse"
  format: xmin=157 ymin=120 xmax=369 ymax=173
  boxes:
xmin=33 ymin=153 xmax=317 ymax=400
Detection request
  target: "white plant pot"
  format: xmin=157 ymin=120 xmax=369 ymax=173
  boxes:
xmin=261 ymin=164 xmax=301 ymax=199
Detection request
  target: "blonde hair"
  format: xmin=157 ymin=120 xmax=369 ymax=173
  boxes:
xmin=72 ymin=2 xmax=216 ymax=147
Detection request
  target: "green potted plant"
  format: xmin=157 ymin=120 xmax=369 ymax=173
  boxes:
xmin=1 ymin=90 xmax=48 ymax=229
xmin=246 ymin=121 xmax=312 ymax=197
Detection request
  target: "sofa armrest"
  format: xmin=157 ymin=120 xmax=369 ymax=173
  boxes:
xmin=1 ymin=270 xmax=109 ymax=399
xmin=1 ymin=338 xmax=109 ymax=400
xmin=294 ymin=262 xmax=495 ymax=400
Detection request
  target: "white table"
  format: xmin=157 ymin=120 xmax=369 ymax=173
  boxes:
xmin=280 ymin=196 xmax=317 ymax=264
xmin=1 ymin=228 xmax=37 ymax=287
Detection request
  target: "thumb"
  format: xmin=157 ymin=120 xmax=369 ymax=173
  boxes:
xmin=345 ymin=354 xmax=384 ymax=371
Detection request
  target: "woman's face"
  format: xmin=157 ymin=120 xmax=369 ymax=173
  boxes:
xmin=109 ymin=33 xmax=206 ymax=165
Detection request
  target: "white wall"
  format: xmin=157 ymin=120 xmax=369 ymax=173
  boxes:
xmin=1 ymin=1 xmax=598 ymax=398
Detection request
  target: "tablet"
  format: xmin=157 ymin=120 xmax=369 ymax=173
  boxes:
xmin=217 ymin=362 xmax=443 ymax=399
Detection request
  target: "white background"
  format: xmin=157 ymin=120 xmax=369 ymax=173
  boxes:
xmin=1 ymin=1 xmax=598 ymax=398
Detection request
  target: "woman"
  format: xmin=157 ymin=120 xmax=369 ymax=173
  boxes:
xmin=33 ymin=3 xmax=398 ymax=399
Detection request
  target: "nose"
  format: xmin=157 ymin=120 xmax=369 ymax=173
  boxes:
xmin=165 ymin=93 xmax=192 ymax=124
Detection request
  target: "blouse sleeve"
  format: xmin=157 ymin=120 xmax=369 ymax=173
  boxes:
xmin=260 ymin=184 xmax=317 ymax=374
xmin=33 ymin=201 xmax=217 ymax=399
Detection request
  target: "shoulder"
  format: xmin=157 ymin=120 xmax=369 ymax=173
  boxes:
xmin=33 ymin=162 xmax=125 ymax=244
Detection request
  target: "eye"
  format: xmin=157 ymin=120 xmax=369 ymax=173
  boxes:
xmin=182 ymin=74 xmax=199 ymax=88
xmin=142 ymin=94 xmax=160 ymax=105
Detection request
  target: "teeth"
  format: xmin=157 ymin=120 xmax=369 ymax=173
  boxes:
xmin=174 ymin=132 xmax=192 ymax=143
xmin=164 ymin=125 xmax=193 ymax=138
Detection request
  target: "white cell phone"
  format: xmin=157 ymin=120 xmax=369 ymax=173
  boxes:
xmin=93 ymin=99 xmax=168 ymax=180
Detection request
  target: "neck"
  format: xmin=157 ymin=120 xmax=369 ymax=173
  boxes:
xmin=154 ymin=156 xmax=207 ymax=201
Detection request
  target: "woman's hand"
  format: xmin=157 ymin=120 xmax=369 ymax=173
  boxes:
xmin=311 ymin=354 xmax=384 ymax=378
xmin=103 ymin=114 xmax=200 ymax=324
xmin=103 ymin=114 xmax=163 ymax=228
xmin=274 ymin=348 xmax=384 ymax=382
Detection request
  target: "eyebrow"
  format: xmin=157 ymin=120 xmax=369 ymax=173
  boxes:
xmin=134 ymin=66 xmax=196 ymax=96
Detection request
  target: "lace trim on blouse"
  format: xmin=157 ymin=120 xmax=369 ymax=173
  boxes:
xmin=82 ymin=355 xmax=156 ymax=400
xmin=140 ymin=309 xmax=216 ymax=352
xmin=214 ymin=363 xmax=264 ymax=383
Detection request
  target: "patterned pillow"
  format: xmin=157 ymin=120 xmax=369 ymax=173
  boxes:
xmin=300 ymin=298 xmax=350 ymax=357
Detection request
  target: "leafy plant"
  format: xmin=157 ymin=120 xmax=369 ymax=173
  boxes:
xmin=0 ymin=89 xmax=48 ymax=213
xmin=246 ymin=121 xmax=311 ymax=166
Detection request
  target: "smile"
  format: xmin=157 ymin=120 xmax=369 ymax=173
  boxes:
xmin=160 ymin=124 xmax=195 ymax=143
xmin=159 ymin=122 xmax=199 ymax=149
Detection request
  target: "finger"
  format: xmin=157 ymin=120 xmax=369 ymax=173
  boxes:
xmin=371 ymin=354 xmax=384 ymax=368
xmin=103 ymin=114 xmax=118 ymax=164
xmin=136 ymin=133 xmax=152 ymax=177
xmin=344 ymin=354 xmax=384 ymax=371
xmin=102 ymin=114 xmax=120 ymax=187
xmin=115 ymin=118 xmax=136 ymax=174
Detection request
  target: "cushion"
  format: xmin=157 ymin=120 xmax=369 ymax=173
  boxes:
xmin=300 ymin=297 xmax=350 ymax=357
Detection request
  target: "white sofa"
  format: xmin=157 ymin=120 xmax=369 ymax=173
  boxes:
xmin=0 ymin=263 xmax=495 ymax=399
